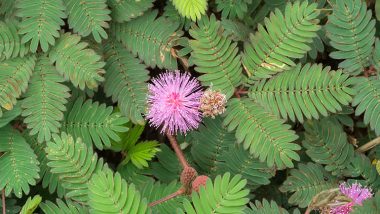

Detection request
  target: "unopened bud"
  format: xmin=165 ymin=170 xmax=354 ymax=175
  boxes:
xmin=200 ymin=89 xmax=227 ymax=118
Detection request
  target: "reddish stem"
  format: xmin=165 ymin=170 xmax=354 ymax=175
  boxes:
xmin=166 ymin=131 xmax=189 ymax=169
xmin=2 ymin=189 xmax=5 ymax=214
xmin=148 ymin=188 xmax=185 ymax=207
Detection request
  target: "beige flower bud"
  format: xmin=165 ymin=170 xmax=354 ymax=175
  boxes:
xmin=200 ymin=89 xmax=227 ymax=118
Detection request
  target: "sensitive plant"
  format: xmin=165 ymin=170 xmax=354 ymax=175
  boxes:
xmin=2 ymin=0 xmax=380 ymax=213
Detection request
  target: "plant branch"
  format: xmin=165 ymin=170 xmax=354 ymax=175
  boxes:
xmin=166 ymin=131 xmax=189 ymax=168
xmin=356 ymin=136 xmax=380 ymax=153
xmin=148 ymin=188 xmax=185 ymax=207
xmin=2 ymin=189 xmax=5 ymax=214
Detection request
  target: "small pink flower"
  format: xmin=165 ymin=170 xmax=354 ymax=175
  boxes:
xmin=146 ymin=71 xmax=203 ymax=135
xmin=330 ymin=182 xmax=372 ymax=214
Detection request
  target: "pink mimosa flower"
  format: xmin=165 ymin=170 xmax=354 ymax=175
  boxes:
xmin=330 ymin=182 xmax=372 ymax=214
xmin=146 ymin=71 xmax=203 ymax=135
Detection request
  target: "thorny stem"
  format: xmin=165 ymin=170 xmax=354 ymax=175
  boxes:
xmin=356 ymin=136 xmax=380 ymax=153
xmin=166 ymin=131 xmax=189 ymax=168
xmin=2 ymin=189 xmax=5 ymax=214
xmin=148 ymin=188 xmax=185 ymax=207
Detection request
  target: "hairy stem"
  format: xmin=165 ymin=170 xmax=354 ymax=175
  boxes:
xmin=2 ymin=189 xmax=5 ymax=214
xmin=356 ymin=136 xmax=380 ymax=153
xmin=148 ymin=188 xmax=185 ymax=207
xmin=166 ymin=131 xmax=189 ymax=168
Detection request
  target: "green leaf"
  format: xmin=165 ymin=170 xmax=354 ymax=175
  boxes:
xmin=0 ymin=126 xmax=40 ymax=198
xmin=39 ymin=199 xmax=89 ymax=214
xmin=171 ymin=0 xmax=207 ymax=21
xmin=16 ymin=0 xmax=66 ymax=52
xmin=20 ymin=195 xmax=42 ymax=214
xmin=88 ymin=169 xmax=148 ymax=214
xmin=189 ymin=14 xmax=243 ymax=98
xmin=62 ymin=97 xmax=129 ymax=150
xmin=223 ymin=98 xmax=300 ymax=169
xmin=280 ymin=163 xmax=338 ymax=208
xmin=64 ymin=0 xmax=111 ymax=42
xmin=45 ymin=132 xmax=107 ymax=202
xmin=244 ymin=199 xmax=290 ymax=214
xmin=124 ymin=141 xmax=160 ymax=169
xmin=49 ymin=32 xmax=105 ymax=90
xmin=21 ymin=54 xmax=70 ymax=143
xmin=108 ymin=0 xmax=153 ymax=22
xmin=179 ymin=173 xmax=250 ymax=213
xmin=0 ymin=103 xmax=21 ymax=128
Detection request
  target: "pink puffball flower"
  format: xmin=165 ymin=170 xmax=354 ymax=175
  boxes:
xmin=330 ymin=182 xmax=373 ymax=214
xmin=146 ymin=71 xmax=203 ymax=135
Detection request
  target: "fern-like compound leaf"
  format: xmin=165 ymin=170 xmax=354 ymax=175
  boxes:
xmin=189 ymin=14 xmax=243 ymax=98
xmin=88 ymin=170 xmax=148 ymax=214
xmin=0 ymin=103 xmax=21 ymax=128
xmin=49 ymin=33 xmax=105 ymax=90
xmin=108 ymin=0 xmax=153 ymax=22
xmin=140 ymin=180 xmax=184 ymax=213
xmin=103 ymin=40 xmax=149 ymax=125
xmin=344 ymin=153 xmax=380 ymax=189
xmin=249 ymin=64 xmax=357 ymax=123
xmin=112 ymin=10 xmax=183 ymax=69
xmin=20 ymin=195 xmax=41 ymax=214
xmin=39 ymin=199 xmax=89 ymax=214
xmin=45 ymin=132 xmax=107 ymax=202
xmin=16 ymin=0 xmax=66 ymax=52
xmin=326 ymin=0 xmax=375 ymax=75
xmin=0 ymin=56 xmax=35 ymax=118
xmin=26 ymin=135 xmax=65 ymax=198
xmin=216 ymin=0 xmax=252 ymax=20
xmin=190 ymin=116 xmax=236 ymax=174
xmin=0 ymin=20 xmax=29 ymax=60
xmin=126 ymin=141 xmax=160 ymax=169
xmin=64 ymin=0 xmax=111 ymax=42
xmin=22 ymin=55 xmax=70 ymax=143
xmin=280 ymin=163 xmax=338 ymax=208
xmin=352 ymin=77 xmax=380 ymax=136
xmin=151 ymin=144 xmax=182 ymax=183
xmin=244 ymin=199 xmax=289 ymax=214
xmin=0 ymin=126 xmax=40 ymax=198
xmin=215 ymin=144 xmax=276 ymax=188
xmin=179 ymin=173 xmax=249 ymax=213
xmin=242 ymin=1 xmax=320 ymax=81
xmin=303 ymin=118 xmax=355 ymax=176
xmin=62 ymin=97 xmax=129 ymax=150
xmin=171 ymin=0 xmax=207 ymax=21
xmin=224 ymin=98 xmax=300 ymax=169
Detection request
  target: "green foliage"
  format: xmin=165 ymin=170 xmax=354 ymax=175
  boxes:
xmin=221 ymin=18 xmax=251 ymax=42
xmin=45 ymin=132 xmax=107 ymax=202
xmin=112 ymin=10 xmax=183 ymax=69
xmin=64 ymin=0 xmax=111 ymax=42
xmin=303 ymin=118 xmax=355 ymax=176
xmin=242 ymin=1 xmax=320 ymax=81
xmin=0 ymin=103 xmax=21 ymax=128
xmin=189 ymin=14 xmax=243 ymax=98
xmin=249 ymin=64 xmax=356 ymax=123
xmin=110 ymin=122 xmax=145 ymax=152
xmin=108 ymin=0 xmax=153 ymax=22
xmin=140 ymin=180 xmax=184 ymax=213
xmin=0 ymin=56 xmax=35 ymax=117
xmin=244 ymin=199 xmax=289 ymax=214
xmin=20 ymin=195 xmax=41 ymax=214
xmin=0 ymin=126 xmax=40 ymax=198
xmin=49 ymin=33 xmax=105 ymax=90
xmin=88 ymin=169 xmax=148 ymax=214
xmin=216 ymin=0 xmax=252 ymax=20
xmin=151 ymin=144 xmax=182 ymax=182
xmin=345 ymin=153 xmax=380 ymax=188
xmin=103 ymin=40 xmax=149 ymax=125
xmin=224 ymin=98 xmax=300 ymax=168
xmin=0 ymin=20 xmax=29 ymax=60
xmin=352 ymin=77 xmax=380 ymax=136
xmin=352 ymin=190 xmax=380 ymax=214
xmin=62 ymin=97 xmax=129 ymax=149
xmin=179 ymin=173 xmax=250 ymax=213
xmin=16 ymin=0 xmax=66 ymax=52
xmin=124 ymin=141 xmax=160 ymax=169
xmin=22 ymin=55 xmax=70 ymax=143
xmin=39 ymin=199 xmax=89 ymax=214
xmin=280 ymin=163 xmax=338 ymax=208
xmin=326 ymin=0 xmax=376 ymax=75
xmin=171 ymin=0 xmax=207 ymax=21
